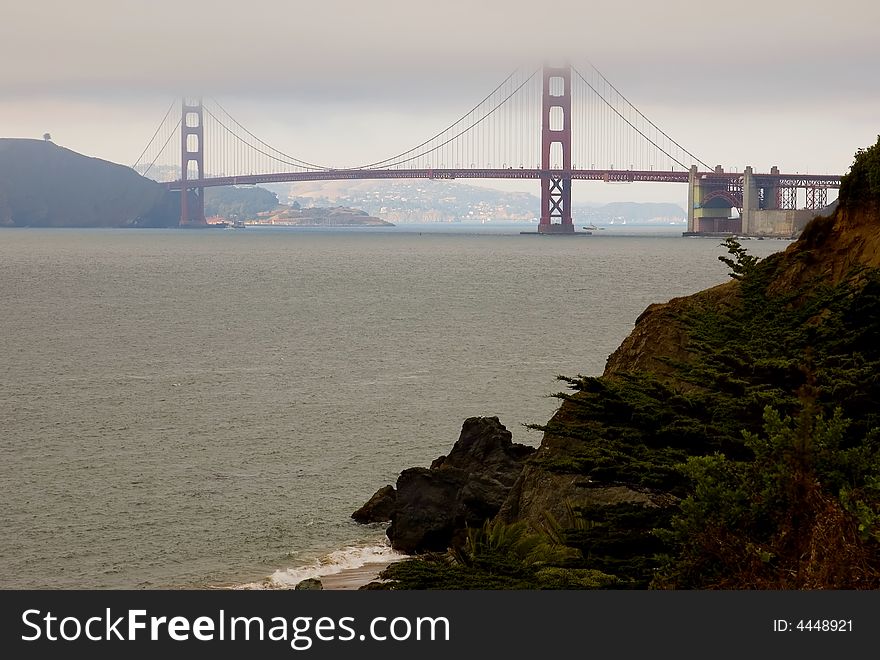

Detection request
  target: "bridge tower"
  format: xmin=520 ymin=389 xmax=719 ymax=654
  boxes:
xmin=539 ymin=65 xmax=573 ymax=234
xmin=180 ymin=98 xmax=206 ymax=226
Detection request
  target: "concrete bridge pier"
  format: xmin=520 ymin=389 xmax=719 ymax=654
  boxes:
xmin=763 ymin=166 xmax=780 ymax=212
xmin=741 ymin=166 xmax=759 ymax=235
xmin=687 ymin=165 xmax=740 ymax=234
xmin=687 ymin=165 xmax=697 ymax=233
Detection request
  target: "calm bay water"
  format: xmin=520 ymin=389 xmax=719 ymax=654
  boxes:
xmin=0 ymin=225 xmax=788 ymax=588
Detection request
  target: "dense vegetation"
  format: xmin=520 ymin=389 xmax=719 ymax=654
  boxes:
xmin=377 ymin=140 xmax=880 ymax=589
xmin=204 ymin=185 xmax=279 ymax=220
xmin=838 ymin=135 xmax=880 ymax=204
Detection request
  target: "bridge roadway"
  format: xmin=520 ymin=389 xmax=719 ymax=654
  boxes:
xmin=163 ymin=168 xmax=843 ymax=190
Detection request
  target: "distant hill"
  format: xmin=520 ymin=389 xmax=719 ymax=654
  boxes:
xmin=204 ymin=185 xmax=279 ymax=220
xmin=575 ymin=201 xmax=686 ymax=224
xmin=0 ymin=138 xmax=176 ymax=227
xmin=256 ymin=205 xmax=394 ymax=226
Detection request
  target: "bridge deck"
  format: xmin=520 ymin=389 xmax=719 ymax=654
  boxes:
xmin=163 ymin=168 xmax=842 ymax=190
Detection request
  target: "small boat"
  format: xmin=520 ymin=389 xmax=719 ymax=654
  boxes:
xmin=583 ymin=224 xmax=598 ymax=231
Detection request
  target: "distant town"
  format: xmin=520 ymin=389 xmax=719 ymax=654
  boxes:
xmin=259 ymin=179 xmax=687 ymax=226
xmin=136 ymin=163 xmax=687 ymax=227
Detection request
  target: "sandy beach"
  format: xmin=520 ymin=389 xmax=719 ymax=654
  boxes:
xmin=319 ymin=561 xmax=394 ymax=590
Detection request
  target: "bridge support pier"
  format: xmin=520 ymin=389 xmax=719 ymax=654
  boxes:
xmin=687 ymin=165 xmax=697 ymax=233
xmin=686 ymin=165 xmax=741 ymax=234
xmin=538 ymin=65 xmax=573 ymax=233
xmin=763 ymin=166 xmax=780 ymax=212
xmin=180 ymin=98 xmax=206 ymax=226
xmin=741 ymin=166 xmax=759 ymax=235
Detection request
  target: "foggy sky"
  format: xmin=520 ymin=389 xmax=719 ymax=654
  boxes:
xmin=2 ymin=0 xmax=878 ymax=204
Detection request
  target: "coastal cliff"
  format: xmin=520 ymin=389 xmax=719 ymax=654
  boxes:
xmin=357 ymin=137 xmax=880 ymax=589
xmin=0 ymin=138 xmax=175 ymax=227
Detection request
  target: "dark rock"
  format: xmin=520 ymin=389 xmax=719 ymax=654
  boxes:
xmin=355 ymin=416 xmax=535 ymax=554
xmin=294 ymin=578 xmax=323 ymax=590
xmin=388 ymin=467 xmax=469 ymax=553
xmin=432 ymin=416 xmax=534 ymax=488
xmin=387 ymin=467 xmax=510 ymax=554
xmin=351 ymin=484 xmax=397 ymax=523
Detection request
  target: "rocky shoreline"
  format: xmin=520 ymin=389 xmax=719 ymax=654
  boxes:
xmin=353 ymin=416 xmax=534 ymax=554
xmin=352 ymin=137 xmax=880 ymax=588
xmin=298 ymin=561 xmax=397 ymax=590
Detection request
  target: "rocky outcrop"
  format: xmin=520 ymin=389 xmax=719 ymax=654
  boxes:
xmin=0 ymin=138 xmax=175 ymax=227
xmin=600 ymin=202 xmax=880 ymax=386
xmin=428 ymin=414 xmax=534 ymax=480
xmin=353 ymin=416 xmax=535 ymax=554
xmin=602 ymin=286 xmax=726 ymax=380
xmin=351 ymin=485 xmax=396 ymax=524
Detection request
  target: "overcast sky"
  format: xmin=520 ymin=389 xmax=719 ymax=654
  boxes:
xmin=2 ymin=0 xmax=877 ymax=204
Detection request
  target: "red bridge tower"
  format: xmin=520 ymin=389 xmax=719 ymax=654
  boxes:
xmin=539 ymin=65 xmax=573 ymax=233
xmin=180 ymin=98 xmax=206 ymax=225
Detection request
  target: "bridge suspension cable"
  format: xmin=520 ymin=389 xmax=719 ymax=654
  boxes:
xmin=355 ymin=67 xmax=536 ymax=170
xmin=204 ymin=99 xmax=330 ymax=171
xmin=132 ymin=100 xmax=181 ymax=181
xmin=571 ymin=63 xmax=712 ymax=171
xmin=134 ymin=60 xmax=714 ymax=184
xmin=360 ymin=67 xmax=540 ymax=170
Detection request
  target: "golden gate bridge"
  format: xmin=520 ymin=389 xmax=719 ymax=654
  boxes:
xmin=133 ymin=63 xmax=842 ymax=235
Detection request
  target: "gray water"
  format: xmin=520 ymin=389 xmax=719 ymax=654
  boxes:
xmin=0 ymin=225 xmax=788 ymax=588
